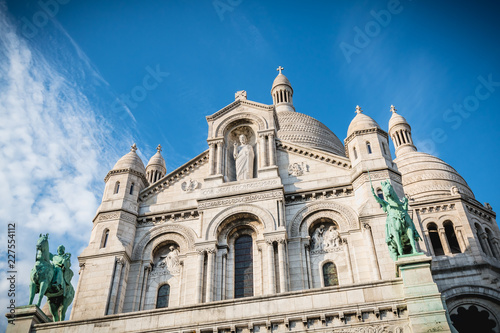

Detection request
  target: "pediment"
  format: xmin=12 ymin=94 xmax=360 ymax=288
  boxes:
xmin=277 ymin=139 xmax=351 ymax=170
xmin=206 ymin=99 xmax=274 ymax=122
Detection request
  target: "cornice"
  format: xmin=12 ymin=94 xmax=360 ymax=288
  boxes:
xmin=276 ymin=139 xmax=351 ymax=169
xmin=206 ymin=99 xmax=274 ymax=122
xmin=104 ymin=168 xmax=148 ymax=184
xmin=139 ymin=150 xmax=209 ymax=201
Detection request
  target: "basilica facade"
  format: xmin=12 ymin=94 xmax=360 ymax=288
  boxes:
xmin=16 ymin=70 xmax=500 ymax=332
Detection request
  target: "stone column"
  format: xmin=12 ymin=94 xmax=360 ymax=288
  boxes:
xmin=305 ymin=244 xmax=312 ymax=289
xmin=438 ymin=228 xmax=451 ymax=255
xmin=178 ymin=261 xmax=184 ymax=306
xmin=195 ymin=249 xmax=205 ymax=303
xmin=363 ymin=223 xmax=381 ymax=280
xmin=268 ymin=133 xmax=276 ymax=166
xmin=208 ymin=142 xmax=215 ymax=175
xmin=480 ymin=232 xmax=494 ymax=257
xmin=221 ymin=250 xmax=227 ymax=300
xmin=423 ymin=230 xmax=435 ymax=256
xmin=277 ymin=199 xmax=284 ymax=228
xmin=216 ymin=141 xmax=224 ymax=175
xmin=455 ymin=227 xmax=467 ymax=253
xmin=344 ymin=240 xmax=355 ymax=284
xmin=266 ymin=240 xmax=276 ymax=294
xmin=69 ymin=263 xmax=86 ymax=320
xmin=107 ymin=257 xmax=125 ymax=315
xmin=206 ymin=248 xmax=216 ymax=302
xmin=277 ymin=239 xmax=287 ymax=293
xmin=259 ymin=134 xmax=267 ymax=168
xmin=138 ymin=263 xmax=152 ymax=310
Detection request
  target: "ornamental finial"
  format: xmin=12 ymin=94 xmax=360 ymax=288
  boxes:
xmin=156 ymin=144 xmax=162 ymax=153
xmin=130 ymin=143 xmax=137 ymax=152
xmin=390 ymin=105 xmax=397 ymax=113
xmin=276 ymin=66 xmax=284 ymax=74
xmin=355 ymin=105 xmax=363 ymax=114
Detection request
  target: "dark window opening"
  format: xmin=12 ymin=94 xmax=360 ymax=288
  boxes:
xmin=234 ymin=235 xmax=253 ymax=298
xmin=156 ymin=284 xmax=170 ymax=308
xmin=323 ymin=262 xmax=338 ymax=287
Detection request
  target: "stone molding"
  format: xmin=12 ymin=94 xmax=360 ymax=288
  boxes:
xmin=214 ymin=112 xmax=267 ymax=137
xmin=199 ymin=190 xmax=283 ymax=209
xmin=207 ymin=99 xmax=273 ymax=122
xmin=352 ymin=170 xmax=402 ymax=191
xmin=104 ymin=168 xmax=148 ymax=184
xmin=140 ymin=150 xmax=209 ymax=201
xmin=415 ymin=204 xmax=456 ymax=215
xmin=205 ymin=203 xmax=275 ymax=240
xmin=201 ymin=179 xmax=280 ymax=197
xmin=138 ymin=210 xmax=200 ymax=227
xmin=288 ymin=201 xmax=359 ymax=237
xmin=276 ymin=140 xmax=351 ymax=169
xmin=95 ymin=211 xmax=137 ymax=224
xmin=465 ymin=204 xmax=494 ymax=221
xmin=132 ymin=224 xmax=197 ymax=260
xmin=344 ymin=127 xmax=388 ymax=147
xmin=285 ymin=186 xmax=353 ymax=205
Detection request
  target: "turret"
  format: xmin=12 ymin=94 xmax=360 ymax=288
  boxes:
xmin=271 ymin=66 xmax=295 ymax=113
xmin=146 ymin=144 xmax=166 ymax=184
xmin=388 ymin=105 xmax=417 ymax=157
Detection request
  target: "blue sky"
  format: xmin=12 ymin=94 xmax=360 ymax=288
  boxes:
xmin=1 ymin=0 xmax=499 ymax=326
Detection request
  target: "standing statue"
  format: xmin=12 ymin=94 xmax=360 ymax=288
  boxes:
xmin=159 ymin=245 xmax=180 ymax=272
xmin=29 ymin=234 xmax=75 ymax=322
xmin=233 ymin=134 xmax=254 ymax=180
xmin=370 ymin=179 xmax=422 ymax=261
xmin=311 ymin=224 xmax=325 ymax=251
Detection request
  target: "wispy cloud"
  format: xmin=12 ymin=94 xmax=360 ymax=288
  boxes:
xmin=0 ymin=3 xmax=136 ymax=327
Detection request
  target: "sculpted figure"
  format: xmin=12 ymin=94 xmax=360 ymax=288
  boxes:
xmin=371 ymin=180 xmax=422 ymax=261
xmin=160 ymin=245 xmax=180 ymax=271
xmin=311 ymin=224 xmax=325 ymax=251
xmin=29 ymin=235 xmax=74 ymax=322
xmin=233 ymin=134 xmax=254 ymax=180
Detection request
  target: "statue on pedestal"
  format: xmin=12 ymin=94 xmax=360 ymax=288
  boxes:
xmin=29 ymin=234 xmax=75 ymax=321
xmin=370 ymin=178 xmax=422 ymax=261
xmin=233 ymin=134 xmax=254 ymax=180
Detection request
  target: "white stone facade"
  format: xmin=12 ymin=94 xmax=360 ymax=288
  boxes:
xmin=16 ymin=71 xmax=500 ymax=333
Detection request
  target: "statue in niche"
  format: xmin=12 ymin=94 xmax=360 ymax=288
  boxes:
xmin=158 ymin=245 xmax=180 ymax=272
xmin=311 ymin=224 xmax=325 ymax=251
xmin=233 ymin=134 xmax=254 ymax=180
xmin=324 ymin=226 xmax=342 ymax=249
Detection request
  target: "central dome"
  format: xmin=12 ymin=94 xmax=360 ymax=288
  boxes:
xmin=276 ymin=111 xmax=345 ymax=156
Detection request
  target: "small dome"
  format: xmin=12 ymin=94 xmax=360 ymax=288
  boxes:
xmin=347 ymin=106 xmax=380 ymax=137
xmin=112 ymin=144 xmax=146 ymax=174
xmin=272 ymin=73 xmax=292 ymax=90
xmin=395 ymin=151 xmax=474 ymax=200
xmin=147 ymin=146 xmax=166 ymax=169
xmin=277 ymin=111 xmax=345 ymax=156
xmin=389 ymin=106 xmax=409 ymax=130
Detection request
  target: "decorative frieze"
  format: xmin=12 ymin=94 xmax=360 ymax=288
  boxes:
xmin=199 ymin=191 xmax=283 ymax=209
xmin=201 ymin=179 xmax=279 ymax=196
xmin=415 ymin=203 xmax=456 ymax=215
xmin=97 ymin=211 xmax=137 ymax=223
xmin=465 ymin=204 xmax=493 ymax=221
xmin=137 ymin=210 xmax=200 ymax=226
xmin=285 ymin=186 xmax=353 ymax=204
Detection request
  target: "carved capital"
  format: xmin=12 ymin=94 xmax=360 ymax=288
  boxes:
xmin=363 ymin=222 xmax=371 ymax=230
xmin=116 ymin=257 xmax=126 ymax=266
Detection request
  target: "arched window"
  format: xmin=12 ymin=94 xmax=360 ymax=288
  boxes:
xmin=427 ymin=223 xmax=444 ymax=256
xmin=114 ymin=181 xmax=120 ymax=194
xmin=129 ymin=183 xmax=135 ymax=195
xmin=443 ymin=221 xmax=461 ymax=253
xmin=376 ymin=189 xmax=384 ymax=207
xmin=101 ymin=229 xmax=109 ymax=248
xmin=486 ymin=229 xmax=498 ymax=258
xmin=475 ymin=223 xmax=487 ymax=254
xmin=322 ymin=262 xmax=338 ymax=287
xmin=382 ymin=142 xmax=387 ymax=155
xmin=353 ymin=147 xmax=358 ymax=159
xmin=234 ymin=235 xmax=253 ymax=298
xmin=156 ymin=284 xmax=170 ymax=308
xmin=366 ymin=142 xmax=372 ymax=154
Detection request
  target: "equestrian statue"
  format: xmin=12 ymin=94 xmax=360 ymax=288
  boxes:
xmin=370 ymin=177 xmax=422 ymax=261
xmin=29 ymin=234 xmax=75 ymax=321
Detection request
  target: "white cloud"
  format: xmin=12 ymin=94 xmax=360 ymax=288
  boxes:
xmin=0 ymin=4 xmax=134 ymax=328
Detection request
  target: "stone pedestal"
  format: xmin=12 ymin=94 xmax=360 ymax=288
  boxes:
xmin=5 ymin=305 xmax=50 ymax=333
xmin=257 ymin=166 xmax=279 ymax=178
xmin=396 ymin=254 xmax=454 ymax=333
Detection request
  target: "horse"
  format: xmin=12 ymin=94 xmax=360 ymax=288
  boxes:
xmin=29 ymin=234 xmax=75 ymax=321
xmin=372 ymin=180 xmax=421 ymax=260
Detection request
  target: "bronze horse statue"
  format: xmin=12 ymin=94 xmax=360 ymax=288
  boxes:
xmin=29 ymin=234 xmax=75 ymax=321
xmin=371 ymin=180 xmax=422 ymax=261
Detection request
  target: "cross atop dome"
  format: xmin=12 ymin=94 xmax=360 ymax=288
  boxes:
xmin=156 ymin=144 xmax=162 ymax=153
xmin=276 ymin=66 xmax=284 ymax=74
xmin=390 ymin=105 xmax=397 ymax=113
xmin=131 ymin=143 xmax=137 ymax=152
xmin=355 ymin=105 xmax=363 ymax=114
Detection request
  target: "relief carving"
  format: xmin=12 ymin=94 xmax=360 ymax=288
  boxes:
xmin=181 ymin=179 xmax=199 ymax=192
xmin=288 ymin=162 xmax=309 ymax=177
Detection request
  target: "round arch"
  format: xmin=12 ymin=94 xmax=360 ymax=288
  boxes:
xmin=205 ymin=203 xmax=275 ymax=240
xmin=288 ymin=202 xmax=358 ymax=237
xmin=132 ymin=224 xmax=196 ymax=260
xmin=215 ymin=112 xmax=267 ymax=137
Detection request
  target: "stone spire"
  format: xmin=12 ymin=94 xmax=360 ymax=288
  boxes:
xmin=271 ymin=66 xmax=295 ymax=113
xmin=388 ymin=105 xmax=417 ymax=157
